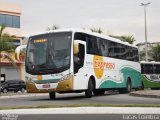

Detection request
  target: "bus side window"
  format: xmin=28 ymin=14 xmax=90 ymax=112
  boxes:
xmin=153 ymin=64 xmax=160 ymax=74
xmin=141 ymin=64 xmax=144 ymax=74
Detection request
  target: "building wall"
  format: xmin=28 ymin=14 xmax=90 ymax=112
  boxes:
xmin=0 ymin=2 xmax=23 ymax=82
xmin=0 ymin=2 xmax=22 ymax=46
xmin=1 ymin=65 xmax=20 ymax=82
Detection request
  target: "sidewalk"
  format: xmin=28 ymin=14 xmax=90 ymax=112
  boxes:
xmin=0 ymin=92 xmax=48 ymax=99
xmin=0 ymin=107 xmax=160 ymax=114
xmin=130 ymin=90 xmax=160 ymax=98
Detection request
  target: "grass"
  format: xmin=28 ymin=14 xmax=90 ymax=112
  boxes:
xmin=0 ymin=104 xmax=160 ymax=110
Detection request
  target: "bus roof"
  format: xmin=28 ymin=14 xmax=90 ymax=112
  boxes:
xmin=140 ymin=61 xmax=160 ymax=64
xmin=30 ymin=28 xmax=138 ymax=48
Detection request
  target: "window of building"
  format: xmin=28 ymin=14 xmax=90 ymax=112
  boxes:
xmin=0 ymin=14 xmax=20 ymax=28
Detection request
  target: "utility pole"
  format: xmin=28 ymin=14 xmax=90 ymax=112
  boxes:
xmin=140 ymin=2 xmax=151 ymax=61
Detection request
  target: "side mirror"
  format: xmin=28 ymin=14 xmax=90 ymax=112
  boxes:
xmin=15 ymin=45 xmax=27 ymax=61
xmin=74 ymin=40 xmax=79 ymax=55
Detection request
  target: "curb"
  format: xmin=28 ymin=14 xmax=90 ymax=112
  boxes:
xmin=130 ymin=92 xmax=160 ymax=99
xmin=0 ymin=93 xmax=48 ymax=99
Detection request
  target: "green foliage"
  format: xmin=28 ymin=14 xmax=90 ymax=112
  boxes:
xmin=151 ymin=44 xmax=160 ymax=61
xmin=120 ymin=35 xmax=136 ymax=44
xmin=0 ymin=25 xmax=15 ymax=52
xmin=109 ymin=35 xmax=136 ymax=44
xmin=0 ymin=25 xmax=17 ymax=69
xmin=90 ymin=27 xmax=103 ymax=34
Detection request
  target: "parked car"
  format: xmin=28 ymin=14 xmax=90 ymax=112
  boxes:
xmin=0 ymin=80 xmax=26 ymax=93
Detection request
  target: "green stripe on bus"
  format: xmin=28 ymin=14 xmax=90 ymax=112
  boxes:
xmin=142 ymin=75 xmax=160 ymax=88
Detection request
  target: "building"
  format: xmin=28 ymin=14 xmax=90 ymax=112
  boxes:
xmin=0 ymin=2 xmax=23 ymax=82
xmin=136 ymin=42 xmax=160 ymax=61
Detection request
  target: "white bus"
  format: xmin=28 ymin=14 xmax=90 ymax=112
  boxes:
xmin=141 ymin=61 xmax=160 ymax=89
xmin=25 ymin=29 xmax=141 ymax=99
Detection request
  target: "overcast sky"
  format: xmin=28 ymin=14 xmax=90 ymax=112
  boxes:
xmin=2 ymin=0 xmax=160 ymax=44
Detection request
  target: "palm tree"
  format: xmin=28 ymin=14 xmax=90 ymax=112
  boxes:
xmin=120 ymin=35 xmax=136 ymax=44
xmin=0 ymin=25 xmax=16 ymax=63
xmin=109 ymin=35 xmax=136 ymax=44
xmin=151 ymin=44 xmax=160 ymax=61
xmin=90 ymin=27 xmax=103 ymax=34
xmin=0 ymin=25 xmax=17 ymax=95
xmin=46 ymin=25 xmax=60 ymax=31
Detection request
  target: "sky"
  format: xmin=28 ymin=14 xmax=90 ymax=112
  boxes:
xmin=2 ymin=0 xmax=160 ymax=44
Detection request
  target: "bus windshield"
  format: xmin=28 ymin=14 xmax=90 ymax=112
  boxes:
xmin=26 ymin=32 xmax=72 ymax=75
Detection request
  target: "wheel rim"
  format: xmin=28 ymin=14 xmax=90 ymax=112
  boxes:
xmin=127 ymin=82 xmax=131 ymax=92
xmin=3 ymin=89 xmax=7 ymax=93
xmin=21 ymin=88 xmax=25 ymax=93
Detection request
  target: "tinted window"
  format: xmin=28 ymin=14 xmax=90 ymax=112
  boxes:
xmin=0 ymin=14 xmax=6 ymax=25
xmin=74 ymin=32 xmax=139 ymax=62
xmin=154 ymin=64 xmax=160 ymax=74
xmin=141 ymin=64 xmax=153 ymax=74
xmin=0 ymin=14 xmax=20 ymax=28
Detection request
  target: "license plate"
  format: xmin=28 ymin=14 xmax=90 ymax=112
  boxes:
xmin=42 ymin=84 xmax=51 ymax=88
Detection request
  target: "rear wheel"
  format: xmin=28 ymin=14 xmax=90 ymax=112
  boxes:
xmin=49 ymin=92 xmax=56 ymax=100
xmin=126 ymin=80 xmax=132 ymax=93
xmin=85 ymin=79 xmax=93 ymax=98
xmin=119 ymin=79 xmax=132 ymax=94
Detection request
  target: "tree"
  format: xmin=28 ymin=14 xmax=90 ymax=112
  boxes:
xmin=109 ymin=35 xmax=136 ymax=44
xmin=120 ymin=35 xmax=136 ymax=44
xmin=0 ymin=25 xmax=17 ymax=95
xmin=90 ymin=27 xmax=103 ymax=34
xmin=151 ymin=44 xmax=160 ymax=61
xmin=46 ymin=25 xmax=59 ymax=31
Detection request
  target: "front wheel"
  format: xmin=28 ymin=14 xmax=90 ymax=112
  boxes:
xmin=49 ymin=92 xmax=56 ymax=100
xmin=85 ymin=79 xmax=93 ymax=98
xmin=21 ymin=88 xmax=26 ymax=93
xmin=3 ymin=89 xmax=8 ymax=93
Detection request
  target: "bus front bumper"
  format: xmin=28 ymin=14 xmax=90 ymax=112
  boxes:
xmin=26 ymin=77 xmax=73 ymax=93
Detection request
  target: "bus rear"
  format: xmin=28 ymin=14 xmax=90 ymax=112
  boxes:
xmin=141 ymin=62 xmax=160 ymax=89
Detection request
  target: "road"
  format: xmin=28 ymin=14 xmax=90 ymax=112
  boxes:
xmin=0 ymin=92 xmax=160 ymax=107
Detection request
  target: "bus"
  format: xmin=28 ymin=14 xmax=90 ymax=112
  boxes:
xmin=25 ymin=29 xmax=142 ymax=99
xmin=141 ymin=61 xmax=160 ymax=89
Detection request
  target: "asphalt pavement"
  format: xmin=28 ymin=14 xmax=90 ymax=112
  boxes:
xmin=0 ymin=91 xmax=160 ymax=108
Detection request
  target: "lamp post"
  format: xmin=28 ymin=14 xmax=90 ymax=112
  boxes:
xmin=140 ymin=2 xmax=151 ymax=61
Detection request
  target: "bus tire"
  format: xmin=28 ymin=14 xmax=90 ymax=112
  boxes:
xmin=119 ymin=79 xmax=132 ymax=93
xmin=49 ymin=92 xmax=56 ymax=100
xmin=85 ymin=79 xmax=93 ymax=98
xmin=126 ymin=79 xmax=132 ymax=93
xmin=141 ymin=82 xmax=144 ymax=90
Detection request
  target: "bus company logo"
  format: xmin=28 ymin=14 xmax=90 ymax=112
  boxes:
xmin=93 ymin=55 xmax=115 ymax=79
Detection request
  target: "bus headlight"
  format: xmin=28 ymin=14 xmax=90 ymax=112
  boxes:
xmin=60 ymin=73 xmax=72 ymax=81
